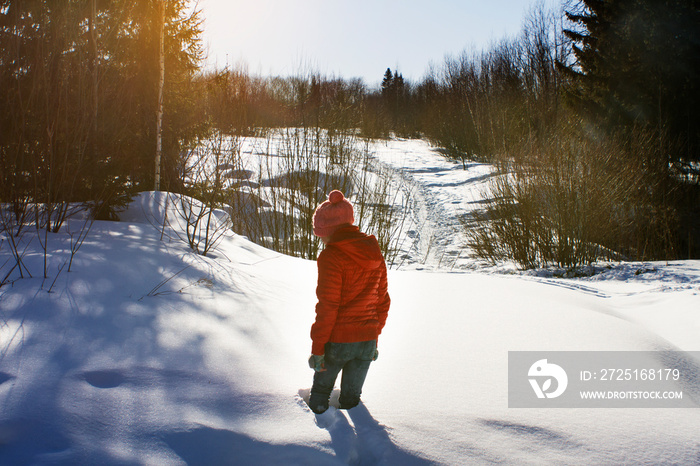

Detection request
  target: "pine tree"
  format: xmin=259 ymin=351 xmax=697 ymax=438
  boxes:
xmin=379 ymin=68 xmax=411 ymax=133
xmin=561 ymin=0 xmax=700 ymax=163
xmin=381 ymin=68 xmax=394 ymax=96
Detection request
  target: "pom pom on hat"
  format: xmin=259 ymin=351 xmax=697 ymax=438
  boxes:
xmin=312 ymin=190 xmax=355 ymax=237
xmin=328 ymin=190 xmax=344 ymax=203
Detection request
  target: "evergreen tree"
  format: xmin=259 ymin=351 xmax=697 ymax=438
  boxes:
xmin=381 ymin=68 xmax=394 ymax=95
xmin=379 ymin=68 xmax=411 ymax=134
xmin=561 ymin=0 xmax=700 ymax=163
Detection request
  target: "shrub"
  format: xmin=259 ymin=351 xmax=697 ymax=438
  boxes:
xmin=467 ymin=121 xmax=674 ymax=269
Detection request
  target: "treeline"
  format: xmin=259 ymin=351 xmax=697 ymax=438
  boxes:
xmin=195 ymin=4 xmax=565 ymax=153
xmin=199 ymin=69 xmax=367 ymax=134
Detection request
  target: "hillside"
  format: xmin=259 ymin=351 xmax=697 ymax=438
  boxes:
xmin=1 ymin=140 xmax=699 ymax=464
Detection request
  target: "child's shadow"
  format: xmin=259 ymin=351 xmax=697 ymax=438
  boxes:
xmin=297 ymin=389 xmax=432 ymax=464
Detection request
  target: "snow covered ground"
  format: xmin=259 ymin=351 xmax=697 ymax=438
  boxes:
xmin=1 ymin=139 xmax=699 ymax=464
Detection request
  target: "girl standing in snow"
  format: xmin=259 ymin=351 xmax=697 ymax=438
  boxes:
xmin=307 ymin=190 xmax=390 ymax=414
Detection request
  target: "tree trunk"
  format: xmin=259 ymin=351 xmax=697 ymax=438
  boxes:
xmin=89 ymin=0 xmax=98 ymax=121
xmin=155 ymin=0 xmax=165 ymax=191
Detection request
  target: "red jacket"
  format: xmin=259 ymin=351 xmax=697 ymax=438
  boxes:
xmin=310 ymin=225 xmax=390 ymax=355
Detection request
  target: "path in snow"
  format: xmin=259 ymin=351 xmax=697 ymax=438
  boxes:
xmin=369 ymin=138 xmax=498 ymax=271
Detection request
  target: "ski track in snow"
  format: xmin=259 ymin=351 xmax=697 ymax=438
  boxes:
xmin=368 ymin=150 xmax=447 ymax=270
xmin=369 ymin=139 xmax=495 ymax=272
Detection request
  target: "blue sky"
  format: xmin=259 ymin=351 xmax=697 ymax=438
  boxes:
xmin=199 ymin=0 xmax=558 ymax=86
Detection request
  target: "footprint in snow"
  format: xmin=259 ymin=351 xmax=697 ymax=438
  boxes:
xmin=480 ymin=419 xmax=581 ymax=450
xmin=0 ymin=372 xmax=13 ymax=385
xmin=82 ymin=370 xmax=126 ymax=389
xmin=297 ymin=388 xmax=342 ymax=410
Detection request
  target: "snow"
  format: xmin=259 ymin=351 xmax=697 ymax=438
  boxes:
xmin=1 ymin=139 xmax=699 ymax=464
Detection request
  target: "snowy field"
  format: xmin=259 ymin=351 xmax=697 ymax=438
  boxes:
xmin=1 ymin=138 xmax=699 ymax=464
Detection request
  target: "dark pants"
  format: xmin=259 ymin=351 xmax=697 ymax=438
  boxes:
xmin=309 ymin=340 xmax=377 ymax=414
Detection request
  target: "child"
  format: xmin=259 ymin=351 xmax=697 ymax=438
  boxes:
xmin=308 ymin=190 xmax=390 ymax=414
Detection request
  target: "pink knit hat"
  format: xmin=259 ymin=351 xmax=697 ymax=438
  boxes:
xmin=312 ymin=190 xmax=355 ymax=237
